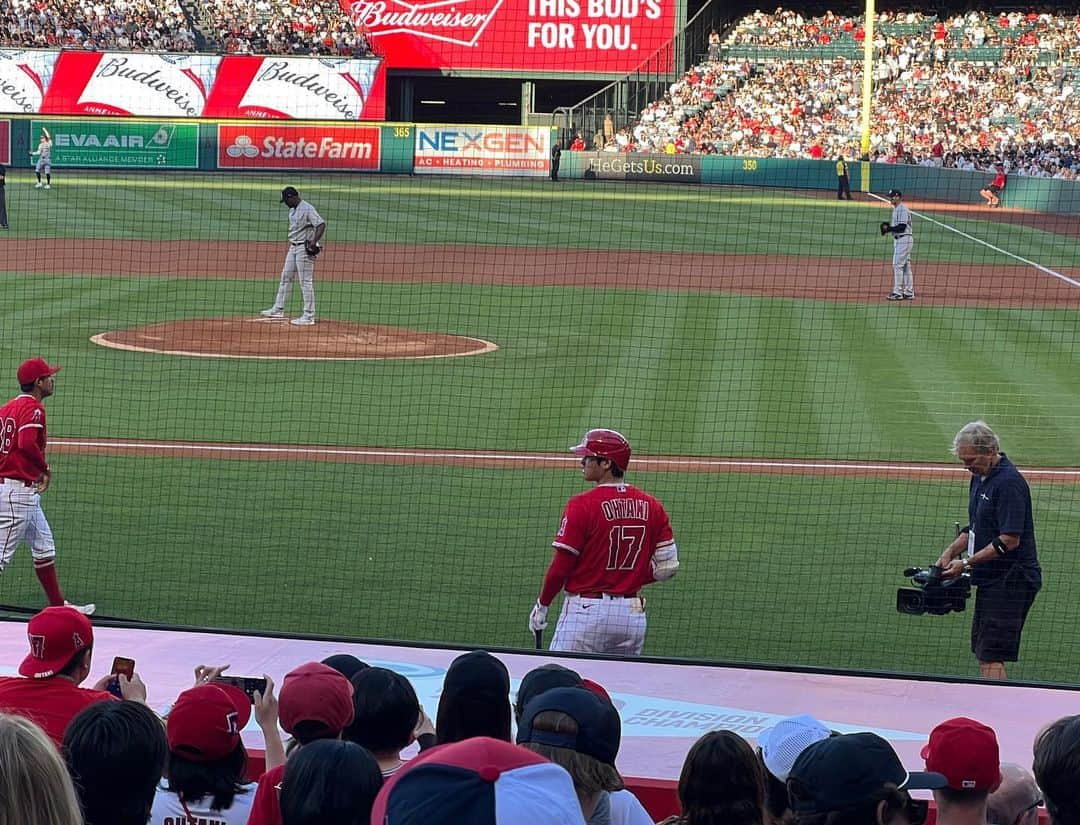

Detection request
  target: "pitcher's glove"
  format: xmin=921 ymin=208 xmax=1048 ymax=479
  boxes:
xmin=304 ymin=241 xmax=322 ymax=257
xmin=879 ymin=221 xmax=891 ymax=236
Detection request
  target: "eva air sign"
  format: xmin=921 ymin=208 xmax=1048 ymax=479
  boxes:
xmin=31 ymin=120 xmax=198 ymax=168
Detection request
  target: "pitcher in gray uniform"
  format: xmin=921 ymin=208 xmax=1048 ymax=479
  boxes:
xmin=261 ymin=186 xmax=327 ymax=326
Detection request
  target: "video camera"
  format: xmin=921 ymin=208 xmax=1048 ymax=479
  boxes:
xmin=896 ymin=565 xmax=971 ymax=615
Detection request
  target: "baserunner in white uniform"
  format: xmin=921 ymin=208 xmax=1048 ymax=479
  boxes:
xmin=884 ymin=188 xmax=915 ymax=301
xmin=261 ymin=186 xmax=327 ymax=327
xmin=30 ymin=129 xmax=52 ymax=190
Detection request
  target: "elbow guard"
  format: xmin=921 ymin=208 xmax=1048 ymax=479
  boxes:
xmin=651 ymin=543 xmax=680 ymax=581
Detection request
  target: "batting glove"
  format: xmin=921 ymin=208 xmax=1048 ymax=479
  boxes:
xmin=529 ymin=601 xmax=549 ymax=633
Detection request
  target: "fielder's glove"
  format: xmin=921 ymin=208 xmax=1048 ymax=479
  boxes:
xmin=879 ymin=221 xmax=891 ymax=236
xmin=304 ymin=241 xmax=322 ymax=257
xmin=528 ymin=601 xmax=549 ymax=633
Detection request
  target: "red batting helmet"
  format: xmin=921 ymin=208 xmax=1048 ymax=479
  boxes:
xmin=570 ymin=429 xmax=631 ymax=472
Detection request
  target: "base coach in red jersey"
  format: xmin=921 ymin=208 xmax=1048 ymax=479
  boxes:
xmin=0 ymin=359 xmax=94 ymax=614
xmin=529 ymin=429 xmax=680 ymax=656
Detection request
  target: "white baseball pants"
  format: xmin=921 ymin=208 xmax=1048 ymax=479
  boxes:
xmin=892 ymin=235 xmax=914 ymax=295
xmin=272 ymin=245 xmax=316 ymax=319
xmin=550 ymin=593 xmax=647 ymax=656
xmin=0 ymin=479 xmax=56 ymax=572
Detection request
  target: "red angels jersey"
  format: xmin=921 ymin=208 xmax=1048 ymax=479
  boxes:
xmin=553 ymin=482 xmax=674 ymax=596
xmin=0 ymin=394 xmax=48 ymax=483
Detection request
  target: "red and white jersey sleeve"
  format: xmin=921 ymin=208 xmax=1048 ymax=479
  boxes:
xmin=0 ymin=395 xmax=48 ymax=483
xmin=552 ymin=483 xmax=674 ymax=596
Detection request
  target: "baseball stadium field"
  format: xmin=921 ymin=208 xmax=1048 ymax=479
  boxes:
xmin=1 ymin=171 xmax=1079 ymax=682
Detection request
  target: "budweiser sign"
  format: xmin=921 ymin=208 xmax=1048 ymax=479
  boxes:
xmin=217 ymin=124 xmax=381 ymax=170
xmin=203 ymin=56 xmax=382 ymax=121
xmin=339 ymin=0 xmax=678 ymax=74
xmin=0 ymin=50 xmax=58 ymax=114
xmin=349 ymin=0 xmax=504 ymax=45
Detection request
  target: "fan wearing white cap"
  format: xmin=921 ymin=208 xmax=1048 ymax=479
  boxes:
xmin=0 ymin=358 xmax=93 ymax=613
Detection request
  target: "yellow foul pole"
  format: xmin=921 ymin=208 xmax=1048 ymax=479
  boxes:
xmin=860 ymin=0 xmax=875 ymax=158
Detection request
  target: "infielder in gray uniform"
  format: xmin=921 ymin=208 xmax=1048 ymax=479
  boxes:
xmin=30 ymin=129 xmax=52 ymax=190
xmin=261 ymin=186 xmax=327 ymax=326
xmin=881 ymin=189 xmax=914 ymax=300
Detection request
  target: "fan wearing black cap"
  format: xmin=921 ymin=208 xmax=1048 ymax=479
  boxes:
xmin=260 ymin=186 xmax=326 ymax=326
xmin=517 ymin=686 xmax=649 ymax=824
xmin=787 ymin=732 xmax=948 ymax=825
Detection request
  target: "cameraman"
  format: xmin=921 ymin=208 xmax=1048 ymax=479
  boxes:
xmin=937 ymin=422 xmax=1041 ymax=680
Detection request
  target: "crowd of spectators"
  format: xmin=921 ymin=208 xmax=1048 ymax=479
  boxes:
xmin=209 ymin=0 xmax=373 ymax=57
xmin=0 ymin=0 xmax=374 ymax=55
xmin=600 ymin=8 xmax=1080 ymax=177
xmin=0 ymin=0 xmax=195 ymax=51
xmin=0 ymin=603 xmax=1076 ymax=825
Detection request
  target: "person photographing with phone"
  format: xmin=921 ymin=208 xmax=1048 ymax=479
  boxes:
xmin=0 ymin=605 xmax=147 ymax=746
xmin=150 ymin=668 xmax=281 ymax=825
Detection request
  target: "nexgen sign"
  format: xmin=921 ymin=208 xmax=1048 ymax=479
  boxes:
xmin=217 ymin=124 xmax=380 ymax=170
xmin=414 ymin=126 xmax=550 ymax=177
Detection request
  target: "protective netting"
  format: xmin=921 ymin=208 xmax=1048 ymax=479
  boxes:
xmin=0 ymin=116 xmax=1078 ymax=682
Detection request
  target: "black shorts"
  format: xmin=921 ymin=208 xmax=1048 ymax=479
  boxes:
xmin=986 ymin=184 xmax=1002 ymax=194
xmin=971 ymin=569 xmax=1039 ymax=662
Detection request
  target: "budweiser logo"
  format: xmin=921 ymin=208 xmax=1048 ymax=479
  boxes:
xmin=348 ymin=0 xmax=504 ymax=46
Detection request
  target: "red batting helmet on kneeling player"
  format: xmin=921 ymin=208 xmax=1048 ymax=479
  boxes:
xmin=570 ymin=429 xmax=631 ymax=472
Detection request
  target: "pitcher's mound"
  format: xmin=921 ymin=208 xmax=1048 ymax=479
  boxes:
xmin=91 ymin=318 xmax=499 ymax=361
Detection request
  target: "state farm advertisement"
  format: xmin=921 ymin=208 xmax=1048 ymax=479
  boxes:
xmin=0 ymin=50 xmax=58 ymax=114
xmin=414 ymin=126 xmax=549 ymax=176
xmin=39 ymin=52 xmax=220 ymax=117
xmin=218 ymin=123 xmax=380 ymax=170
xmin=203 ymin=56 xmax=383 ymax=121
xmin=343 ymin=0 xmax=676 ymax=73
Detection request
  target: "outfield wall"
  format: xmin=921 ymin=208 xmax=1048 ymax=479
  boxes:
xmin=5 ymin=116 xmax=1079 ymax=213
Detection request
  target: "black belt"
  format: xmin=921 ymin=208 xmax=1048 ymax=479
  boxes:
xmin=290 ymin=242 xmax=307 ymax=246
xmin=575 ymin=592 xmax=638 ymax=599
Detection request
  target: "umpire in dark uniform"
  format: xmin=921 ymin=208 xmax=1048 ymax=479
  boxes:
xmin=937 ymin=421 xmax=1041 ymax=680
xmin=550 ymin=142 xmax=562 ymax=182
xmin=0 ymin=164 xmax=8 ymax=229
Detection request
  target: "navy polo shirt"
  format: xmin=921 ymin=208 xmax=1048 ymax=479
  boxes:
xmin=966 ymin=454 xmax=1041 ymax=587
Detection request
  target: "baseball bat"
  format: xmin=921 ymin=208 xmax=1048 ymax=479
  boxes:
xmin=534 ymin=629 xmax=543 ymax=651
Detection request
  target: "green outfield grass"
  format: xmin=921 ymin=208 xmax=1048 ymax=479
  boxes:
xmin=3 ymin=173 xmax=1078 ymax=268
xmin=1 ymin=170 xmax=1079 ymax=681
xmin=0 ymin=455 xmax=1073 ymax=683
xmin=3 ymin=277 xmax=1079 ymax=465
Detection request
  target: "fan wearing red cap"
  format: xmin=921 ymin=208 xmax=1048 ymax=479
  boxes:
xmin=0 ymin=358 xmax=94 ymax=614
xmin=529 ymin=428 xmax=679 ymax=656
xmin=150 ymin=683 xmax=257 ymax=825
xmin=248 ymin=662 xmax=354 ymax=825
xmin=0 ymin=605 xmax=136 ymax=747
xmin=922 ymin=717 xmax=1002 ymax=825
